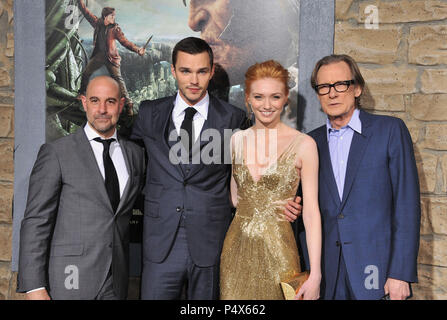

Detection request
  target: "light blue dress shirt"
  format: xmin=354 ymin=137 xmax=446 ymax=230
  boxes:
xmin=326 ymin=108 xmax=362 ymax=200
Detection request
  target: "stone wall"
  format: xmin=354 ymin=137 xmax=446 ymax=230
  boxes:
xmin=0 ymin=0 xmax=22 ymax=300
xmin=335 ymin=0 xmax=447 ymax=299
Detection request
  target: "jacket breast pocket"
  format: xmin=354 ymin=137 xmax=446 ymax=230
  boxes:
xmin=50 ymin=244 xmax=84 ymax=257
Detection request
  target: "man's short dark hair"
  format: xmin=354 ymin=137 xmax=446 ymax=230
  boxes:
xmin=101 ymin=7 xmax=115 ymax=19
xmin=311 ymin=54 xmax=365 ymax=108
xmin=172 ymin=37 xmax=214 ymax=68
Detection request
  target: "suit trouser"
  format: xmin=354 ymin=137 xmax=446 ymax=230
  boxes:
xmin=80 ymin=54 xmax=131 ymax=103
xmin=333 ymin=248 xmax=356 ymax=300
xmin=141 ymin=217 xmax=219 ymax=300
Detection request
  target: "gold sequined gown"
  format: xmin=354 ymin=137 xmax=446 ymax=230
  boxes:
xmin=220 ymin=131 xmax=303 ymax=300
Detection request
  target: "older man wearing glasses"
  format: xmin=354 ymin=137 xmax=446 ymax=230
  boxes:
xmin=304 ymin=54 xmax=421 ymax=300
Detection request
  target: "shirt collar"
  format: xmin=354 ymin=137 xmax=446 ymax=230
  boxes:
xmin=173 ymin=91 xmax=209 ymax=120
xmin=84 ymin=122 xmax=118 ymax=142
xmin=326 ymin=108 xmax=362 ymax=137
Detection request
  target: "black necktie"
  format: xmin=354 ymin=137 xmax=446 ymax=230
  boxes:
xmin=180 ymin=107 xmax=197 ymax=153
xmin=94 ymin=137 xmax=120 ymax=212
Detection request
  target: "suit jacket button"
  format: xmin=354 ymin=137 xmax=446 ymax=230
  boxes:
xmin=338 ymin=213 xmax=345 ymax=219
xmin=176 ymin=207 xmax=182 ymax=212
xmin=108 ymin=243 xmax=113 ymax=248
xmin=183 ymin=181 xmax=187 ymax=186
xmin=336 ymin=241 xmax=341 ymax=247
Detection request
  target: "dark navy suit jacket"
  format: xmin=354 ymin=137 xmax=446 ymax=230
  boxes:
xmin=131 ymin=95 xmax=246 ymax=267
xmin=307 ymin=110 xmax=420 ymax=300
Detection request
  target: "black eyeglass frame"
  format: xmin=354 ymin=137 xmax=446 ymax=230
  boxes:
xmin=314 ymin=80 xmax=356 ymax=95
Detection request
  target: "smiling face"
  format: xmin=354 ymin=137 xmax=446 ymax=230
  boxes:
xmin=171 ymin=51 xmax=215 ymax=105
xmin=81 ymin=76 xmax=124 ymax=138
xmin=246 ymin=77 xmax=288 ymax=128
xmin=316 ymin=61 xmax=362 ymax=129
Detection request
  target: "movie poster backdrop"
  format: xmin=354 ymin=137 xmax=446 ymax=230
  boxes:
xmin=13 ymin=0 xmax=334 ymax=271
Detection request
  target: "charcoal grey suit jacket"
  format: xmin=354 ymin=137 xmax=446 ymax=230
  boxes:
xmin=17 ymin=127 xmax=145 ymax=299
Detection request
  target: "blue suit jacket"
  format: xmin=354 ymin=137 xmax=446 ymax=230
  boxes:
xmin=307 ymin=110 xmax=421 ymax=300
xmin=131 ymin=95 xmax=246 ymax=267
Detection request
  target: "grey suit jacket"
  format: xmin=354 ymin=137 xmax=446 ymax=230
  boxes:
xmin=17 ymin=127 xmax=145 ymax=299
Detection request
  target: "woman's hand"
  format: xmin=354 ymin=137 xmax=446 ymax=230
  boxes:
xmin=294 ymin=274 xmax=321 ymax=300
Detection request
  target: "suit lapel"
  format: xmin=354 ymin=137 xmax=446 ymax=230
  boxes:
xmin=186 ymin=95 xmax=231 ymax=180
xmin=114 ymin=136 xmax=132 ymax=216
xmin=74 ymin=128 xmax=113 ymax=213
xmin=314 ymin=127 xmax=341 ymax=207
xmin=153 ymin=97 xmax=185 ymax=180
xmin=340 ymin=110 xmax=373 ymax=208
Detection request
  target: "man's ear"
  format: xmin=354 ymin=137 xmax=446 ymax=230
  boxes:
xmin=171 ymin=64 xmax=177 ymax=79
xmin=80 ymin=95 xmax=87 ymax=112
xmin=210 ymin=64 xmax=215 ymax=78
xmin=119 ymin=97 xmax=125 ymax=114
xmin=354 ymin=85 xmax=363 ymax=98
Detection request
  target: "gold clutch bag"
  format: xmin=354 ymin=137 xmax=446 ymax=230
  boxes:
xmin=280 ymin=271 xmax=310 ymax=300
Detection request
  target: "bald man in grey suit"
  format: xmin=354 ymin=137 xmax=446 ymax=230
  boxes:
xmin=17 ymin=76 xmax=145 ymax=300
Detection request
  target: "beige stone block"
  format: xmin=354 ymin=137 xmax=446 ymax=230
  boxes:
xmin=0 ymin=263 xmax=12 ymax=300
xmin=0 ymin=182 xmax=12 ymax=224
xmin=0 ymin=106 xmax=13 ymax=137
xmin=420 ymin=198 xmax=432 ymax=235
xmin=414 ymin=150 xmax=437 ymax=193
xmin=0 ymin=224 xmax=12 ymax=262
xmin=5 ymin=33 xmax=13 ymax=58
xmin=418 ymin=235 xmax=447 ymax=266
xmin=0 ymin=68 xmax=11 ymax=87
xmin=424 ymin=124 xmax=447 ymax=151
xmin=421 ymin=69 xmax=447 ymax=94
xmin=442 ymin=155 xmax=447 ymax=193
xmin=409 ymin=25 xmax=447 ymax=65
xmin=0 ymin=91 xmax=13 ymax=105
xmin=408 ymin=94 xmax=447 ymax=121
xmin=368 ymin=110 xmax=406 ymax=121
xmin=420 ymin=197 xmax=447 ymax=236
xmin=361 ymin=66 xmax=418 ymax=95
xmin=358 ymin=1 xmax=447 ymax=23
xmin=405 ymin=120 xmax=423 ymax=144
xmin=0 ymin=0 xmax=14 ymax=24
xmin=9 ymin=272 xmax=25 ymax=300
xmin=335 ymin=0 xmax=355 ymax=20
xmin=335 ymin=22 xmax=401 ymax=64
xmin=0 ymin=139 xmax=13 ymax=182
xmin=362 ymin=94 xmax=405 ymax=112
xmin=412 ymin=264 xmax=447 ymax=300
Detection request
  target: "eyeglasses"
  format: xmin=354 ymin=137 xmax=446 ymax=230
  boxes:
xmin=314 ymin=80 xmax=355 ymax=95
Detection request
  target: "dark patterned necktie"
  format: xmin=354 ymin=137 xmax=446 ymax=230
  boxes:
xmin=94 ymin=137 xmax=120 ymax=212
xmin=180 ymin=107 xmax=197 ymax=153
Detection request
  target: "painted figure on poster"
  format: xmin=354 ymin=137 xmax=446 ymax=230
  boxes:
xmin=77 ymin=0 xmax=146 ymax=116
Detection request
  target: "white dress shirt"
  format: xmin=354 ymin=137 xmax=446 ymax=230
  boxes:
xmin=172 ymin=91 xmax=209 ymax=142
xmin=84 ymin=123 xmax=129 ymax=197
xmin=27 ymin=124 xmax=129 ymax=294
